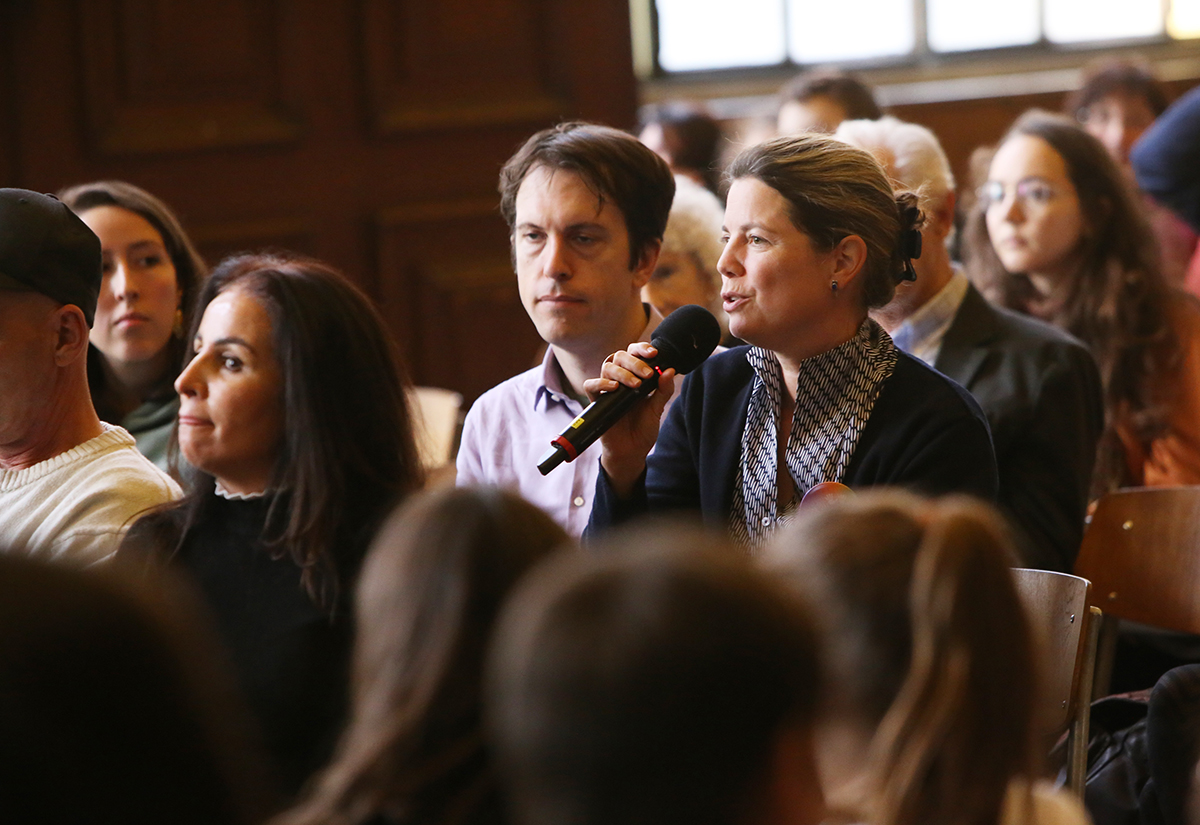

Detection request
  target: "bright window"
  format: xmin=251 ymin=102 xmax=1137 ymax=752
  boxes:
xmin=652 ymin=0 xmax=1197 ymax=72
xmin=787 ymin=0 xmax=914 ymax=63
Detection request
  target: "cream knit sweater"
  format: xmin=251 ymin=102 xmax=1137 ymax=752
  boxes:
xmin=0 ymin=423 xmax=182 ymax=565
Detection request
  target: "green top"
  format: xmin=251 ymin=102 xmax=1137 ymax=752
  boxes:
xmin=120 ymin=394 xmax=181 ymax=477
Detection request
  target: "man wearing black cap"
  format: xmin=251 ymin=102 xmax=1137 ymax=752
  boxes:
xmin=0 ymin=188 xmax=181 ymax=564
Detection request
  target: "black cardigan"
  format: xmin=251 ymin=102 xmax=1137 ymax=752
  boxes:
xmin=589 ymin=346 xmax=999 ymax=533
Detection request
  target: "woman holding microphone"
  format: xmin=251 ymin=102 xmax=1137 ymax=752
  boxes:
xmin=588 ymin=133 xmax=997 ymax=547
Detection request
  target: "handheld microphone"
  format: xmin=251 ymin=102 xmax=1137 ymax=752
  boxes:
xmin=537 ymin=305 xmax=721 ymax=476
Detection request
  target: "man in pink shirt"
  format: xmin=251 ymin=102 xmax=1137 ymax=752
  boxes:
xmin=456 ymin=123 xmax=675 ymax=535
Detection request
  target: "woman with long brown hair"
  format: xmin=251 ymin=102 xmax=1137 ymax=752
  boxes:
xmin=60 ymin=180 xmax=207 ymax=474
xmin=122 ymin=251 xmax=424 ymax=795
xmin=278 ymin=487 xmax=570 ymax=825
xmin=964 ymin=110 xmax=1200 ymax=495
xmin=765 ymin=491 xmax=1086 ymax=825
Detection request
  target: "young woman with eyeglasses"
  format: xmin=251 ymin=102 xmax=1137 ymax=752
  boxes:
xmin=964 ymin=110 xmax=1200 ymax=496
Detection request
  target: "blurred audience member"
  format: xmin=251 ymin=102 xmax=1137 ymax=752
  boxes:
xmin=1132 ymin=84 xmax=1200 ymax=296
xmin=456 ymin=122 xmax=674 ymax=537
xmin=279 ymin=487 xmax=570 ymax=825
xmin=1134 ymin=84 xmax=1200 ymax=236
xmin=0 ymin=188 xmax=181 ymax=565
xmin=488 ymin=524 xmax=825 ymax=825
xmin=122 ymin=252 xmax=424 ymax=794
xmin=837 ymin=116 xmax=1102 ymax=572
xmin=1067 ymin=58 xmax=1169 ymax=169
xmin=0 ymin=554 xmax=272 ymax=825
xmin=61 ymin=180 xmax=207 ymax=476
xmin=1066 ymin=59 xmax=1195 ymax=288
xmin=766 ymin=491 xmax=1088 ymax=825
xmin=965 ymin=111 xmax=1200 ymax=495
xmin=778 ymin=70 xmax=882 ymax=136
xmin=642 ymin=177 xmax=733 ymax=344
xmin=639 ymin=103 xmax=724 ymax=195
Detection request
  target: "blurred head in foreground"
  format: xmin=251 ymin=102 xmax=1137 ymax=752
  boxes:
xmin=488 ymin=524 xmax=825 ymax=825
xmin=0 ymin=554 xmax=270 ymax=825
xmin=281 ymin=486 xmax=572 ymax=825
xmin=764 ymin=491 xmax=1038 ymax=825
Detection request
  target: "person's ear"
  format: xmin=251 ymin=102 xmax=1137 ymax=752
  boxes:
xmin=929 ymin=191 xmax=957 ymax=241
xmin=829 ymin=234 xmax=868 ymax=290
xmin=52 ymin=305 xmax=91 ymax=367
xmin=632 ymin=239 xmax=662 ymax=291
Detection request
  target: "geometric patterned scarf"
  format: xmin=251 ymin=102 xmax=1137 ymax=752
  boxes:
xmin=730 ymin=318 xmax=899 ymax=550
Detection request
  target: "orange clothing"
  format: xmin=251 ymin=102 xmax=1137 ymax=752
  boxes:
xmin=1117 ymin=293 xmax=1200 ymax=486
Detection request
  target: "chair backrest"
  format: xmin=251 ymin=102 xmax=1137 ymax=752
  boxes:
xmin=408 ymin=386 xmax=464 ymax=470
xmin=1075 ymin=486 xmax=1200 ymax=635
xmin=1012 ymin=568 xmax=1092 ymax=737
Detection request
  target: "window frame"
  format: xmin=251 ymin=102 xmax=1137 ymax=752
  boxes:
xmin=639 ymin=0 xmax=1190 ymax=80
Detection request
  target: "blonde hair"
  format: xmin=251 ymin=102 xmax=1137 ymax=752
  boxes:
xmin=662 ymin=176 xmax=725 ymax=292
xmin=765 ymin=491 xmax=1039 ymax=825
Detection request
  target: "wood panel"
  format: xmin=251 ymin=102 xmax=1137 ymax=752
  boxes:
xmin=375 ymin=198 xmax=542 ymax=401
xmin=891 ymin=76 xmax=1200 ymax=196
xmin=77 ymin=0 xmax=303 ymax=154
xmin=1 ymin=0 xmax=638 ymax=403
xmin=0 ymin=2 xmax=14 ymax=186
xmin=362 ymin=0 xmax=563 ymax=134
xmin=891 ymin=91 xmax=1065 ymax=197
xmin=188 ymin=217 xmax=316 ymax=269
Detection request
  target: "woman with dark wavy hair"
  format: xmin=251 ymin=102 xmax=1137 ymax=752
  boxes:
xmin=964 ymin=110 xmax=1200 ymax=495
xmin=60 ymin=180 xmax=208 ymax=474
xmin=122 ymin=251 xmax=424 ymax=795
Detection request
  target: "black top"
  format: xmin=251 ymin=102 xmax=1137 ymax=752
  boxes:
xmin=124 ymin=493 xmax=360 ymax=796
xmin=588 ymin=345 xmax=998 ymax=533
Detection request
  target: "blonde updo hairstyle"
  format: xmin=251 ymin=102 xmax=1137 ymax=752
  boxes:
xmin=726 ymin=133 xmax=923 ymax=310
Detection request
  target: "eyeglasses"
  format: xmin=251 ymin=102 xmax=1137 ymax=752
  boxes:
xmin=978 ymin=179 xmax=1059 ymax=210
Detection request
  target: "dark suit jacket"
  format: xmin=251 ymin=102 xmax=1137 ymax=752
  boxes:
xmin=589 ymin=345 xmax=998 ymax=534
xmin=934 ymin=284 xmax=1103 ymax=572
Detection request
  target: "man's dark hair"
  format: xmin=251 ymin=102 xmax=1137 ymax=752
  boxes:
xmin=780 ymin=70 xmax=882 ymax=121
xmin=499 ymin=122 xmax=675 ymax=270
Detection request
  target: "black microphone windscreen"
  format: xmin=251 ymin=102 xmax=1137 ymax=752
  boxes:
xmin=650 ymin=305 xmax=722 ymax=375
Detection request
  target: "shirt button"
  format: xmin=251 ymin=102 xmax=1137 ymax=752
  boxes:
xmin=761 ymin=517 xmax=772 ymax=527
xmin=573 ymin=496 xmax=585 ymax=507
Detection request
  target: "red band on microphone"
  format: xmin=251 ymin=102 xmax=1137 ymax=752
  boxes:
xmin=552 ymin=435 xmax=578 ymax=462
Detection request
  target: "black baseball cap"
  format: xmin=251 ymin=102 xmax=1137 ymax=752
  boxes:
xmin=0 ymin=189 xmax=102 ymax=326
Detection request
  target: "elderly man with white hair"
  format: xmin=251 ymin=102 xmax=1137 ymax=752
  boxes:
xmin=836 ymin=116 xmax=1103 ymax=572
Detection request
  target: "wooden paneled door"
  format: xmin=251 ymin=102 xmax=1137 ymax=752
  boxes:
xmin=0 ymin=0 xmax=639 ymax=403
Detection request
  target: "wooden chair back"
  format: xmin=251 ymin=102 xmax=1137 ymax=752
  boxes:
xmin=1075 ymin=486 xmax=1200 ymax=635
xmin=1012 ymin=568 xmax=1100 ymax=796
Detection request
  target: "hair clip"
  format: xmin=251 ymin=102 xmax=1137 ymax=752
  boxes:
xmin=898 ymin=204 xmax=922 ymax=282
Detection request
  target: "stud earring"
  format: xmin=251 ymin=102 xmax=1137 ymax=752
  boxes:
xmin=830 ymin=279 xmax=839 ymax=295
